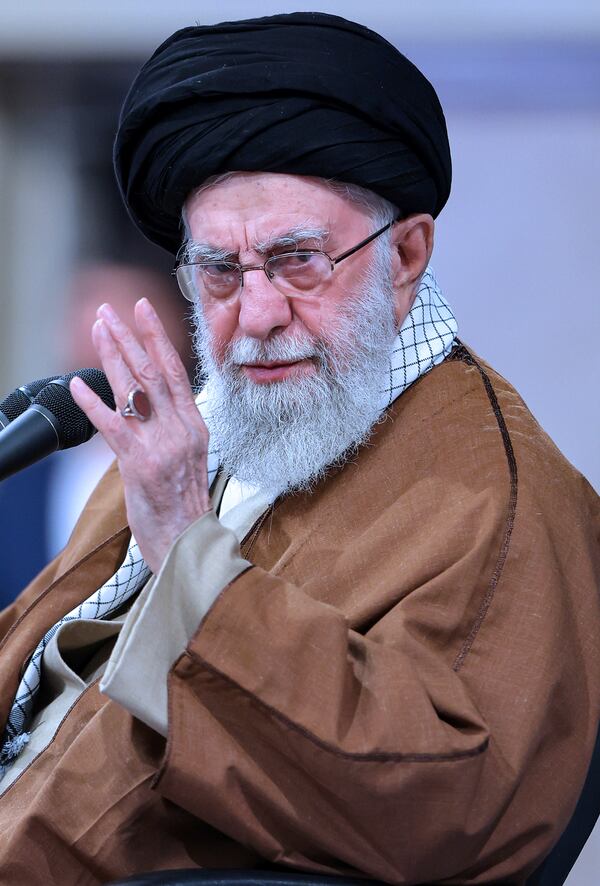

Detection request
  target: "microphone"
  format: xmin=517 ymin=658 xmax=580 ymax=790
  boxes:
xmin=0 ymin=375 xmax=61 ymax=429
xmin=0 ymin=368 xmax=115 ymax=482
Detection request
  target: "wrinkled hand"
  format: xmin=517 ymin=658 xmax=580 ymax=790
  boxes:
xmin=70 ymin=298 xmax=211 ymax=574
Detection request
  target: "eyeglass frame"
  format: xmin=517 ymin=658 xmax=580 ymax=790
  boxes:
xmin=174 ymin=215 xmax=401 ymax=303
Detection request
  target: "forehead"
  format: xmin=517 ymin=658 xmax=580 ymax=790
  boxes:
xmin=184 ymin=172 xmax=368 ymax=245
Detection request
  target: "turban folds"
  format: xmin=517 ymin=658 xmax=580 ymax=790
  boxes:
xmin=114 ymin=12 xmax=452 ymax=255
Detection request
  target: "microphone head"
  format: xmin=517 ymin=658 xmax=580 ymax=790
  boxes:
xmin=33 ymin=368 xmax=115 ymax=449
xmin=0 ymin=375 xmax=61 ymax=424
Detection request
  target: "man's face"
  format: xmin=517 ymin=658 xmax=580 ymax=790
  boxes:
xmin=184 ymin=172 xmax=404 ymax=492
xmin=184 ymin=172 xmax=405 ymax=380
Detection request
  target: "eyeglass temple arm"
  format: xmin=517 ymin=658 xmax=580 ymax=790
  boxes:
xmin=331 ymin=216 xmax=401 ymax=266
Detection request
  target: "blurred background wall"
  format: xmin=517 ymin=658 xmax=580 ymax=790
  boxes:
xmin=0 ymin=1 xmax=598 ymax=879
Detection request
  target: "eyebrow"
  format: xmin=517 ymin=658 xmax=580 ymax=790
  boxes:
xmin=183 ymin=224 xmax=330 ymax=263
xmin=182 ymin=242 xmax=234 ymax=263
xmin=253 ymin=225 xmax=330 ymax=255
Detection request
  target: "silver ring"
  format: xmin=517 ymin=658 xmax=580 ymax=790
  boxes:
xmin=120 ymin=388 xmax=152 ymax=422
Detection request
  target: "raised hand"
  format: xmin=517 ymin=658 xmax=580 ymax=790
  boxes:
xmin=70 ymin=298 xmax=211 ymax=574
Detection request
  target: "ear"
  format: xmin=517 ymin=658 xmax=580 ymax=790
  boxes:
xmin=390 ymin=214 xmax=435 ymax=326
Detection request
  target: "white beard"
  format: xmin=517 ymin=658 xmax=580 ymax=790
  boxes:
xmin=192 ymin=249 xmax=398 ymax=495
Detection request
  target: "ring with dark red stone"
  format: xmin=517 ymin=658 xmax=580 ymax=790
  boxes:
xmin=120 ymin=388 xmax=152 ymax=422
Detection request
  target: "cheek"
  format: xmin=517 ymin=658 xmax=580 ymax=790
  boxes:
xmin=291 ymin=299 xmax=330 ymax=340
xmin=201 ymin=302 xmax=239 ymax=361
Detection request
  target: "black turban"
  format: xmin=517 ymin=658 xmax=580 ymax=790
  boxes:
xmin=114 ymin=12 xmax=451 ymax=255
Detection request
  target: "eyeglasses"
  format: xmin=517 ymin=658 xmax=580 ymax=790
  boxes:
xmin=174 ymin=217 xmax=398 ymax=303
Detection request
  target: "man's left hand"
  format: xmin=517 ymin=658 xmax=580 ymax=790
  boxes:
xmin=70 ymin=298 xmax=211 ymax=574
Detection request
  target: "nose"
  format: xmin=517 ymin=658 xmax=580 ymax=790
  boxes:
xmin=236 ymin=270 xmax=293 ymax=340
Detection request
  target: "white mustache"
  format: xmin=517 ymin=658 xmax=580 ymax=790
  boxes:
xmin=228 ymin=334 xmax=320 ymax=366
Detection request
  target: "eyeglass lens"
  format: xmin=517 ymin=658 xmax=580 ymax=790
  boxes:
xmin=176 ymin=252 xmax=333 ymax=302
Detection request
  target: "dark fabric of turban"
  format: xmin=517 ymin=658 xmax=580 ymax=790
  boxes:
xmin=114 ymin=11 xmax=452 ymax=255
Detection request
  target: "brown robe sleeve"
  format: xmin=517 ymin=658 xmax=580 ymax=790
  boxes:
xmin=160 ymin=572 xmax=492 ymax=883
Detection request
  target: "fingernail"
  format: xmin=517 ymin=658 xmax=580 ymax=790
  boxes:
xmin=97 ymin=303 xmax=118 ymax=322
xmin=70 ymin=375 xmax=85 ymax=394
xmin=138 ymin=297 xmax=155 ymax=318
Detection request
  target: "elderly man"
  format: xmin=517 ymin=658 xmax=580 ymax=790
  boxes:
xmin=0 ymin=12 xmax=597 ymax=886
